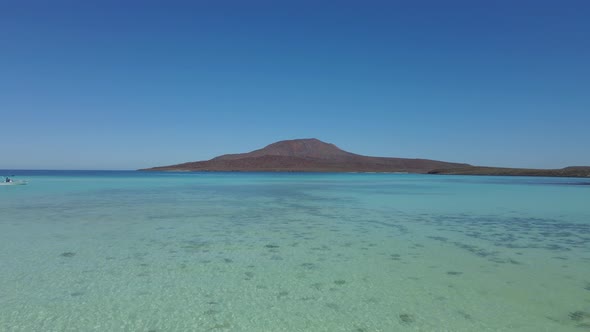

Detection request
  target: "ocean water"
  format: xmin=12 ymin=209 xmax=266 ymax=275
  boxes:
xmin=1 ymin=171 xmax=589 ymax=332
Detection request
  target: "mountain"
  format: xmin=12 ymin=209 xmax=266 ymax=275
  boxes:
xmin=142 ymin=138 xmax=470 ymax=172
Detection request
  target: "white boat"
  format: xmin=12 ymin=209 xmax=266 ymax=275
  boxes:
xmin=0 ymin=180 xmax=27 ymax=186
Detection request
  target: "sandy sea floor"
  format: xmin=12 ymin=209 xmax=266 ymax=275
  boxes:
xmin=1 ymin=171 xmax=589 ymax=331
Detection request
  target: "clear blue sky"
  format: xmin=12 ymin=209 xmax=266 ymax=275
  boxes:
xmin=1 ymin=0 xmax=589 ymax=170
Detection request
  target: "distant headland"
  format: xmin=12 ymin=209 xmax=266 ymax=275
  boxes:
xmin=428 ymin=166 xmax=590 ymax=177
xmin=141 ymin=138 xmax=590 ymax=177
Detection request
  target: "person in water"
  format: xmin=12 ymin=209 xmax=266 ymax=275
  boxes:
xmin=5 ymin=177 xmax=11 ymax=183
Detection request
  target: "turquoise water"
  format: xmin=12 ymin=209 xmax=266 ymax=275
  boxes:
xmin=1 ymin=171 xmax=589 ymax=331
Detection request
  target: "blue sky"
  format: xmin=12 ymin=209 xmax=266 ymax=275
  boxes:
xmin=1 ymin=0 xmax=589 ymax=170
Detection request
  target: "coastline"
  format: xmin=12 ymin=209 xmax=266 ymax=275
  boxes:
xmin=137 ymin=168 xmax=590 ymax=178
xmin=428 ymin=166 xmax=590 ymax=178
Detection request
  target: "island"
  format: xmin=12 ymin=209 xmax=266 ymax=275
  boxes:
xmin=141 ymin=138 xmax=590 ymax=177
xmin=141 ymin=138 xmax=468 ymax=173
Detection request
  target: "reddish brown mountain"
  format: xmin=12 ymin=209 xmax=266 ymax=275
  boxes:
xmin=142 ymin=138 xmax=470 ymax=172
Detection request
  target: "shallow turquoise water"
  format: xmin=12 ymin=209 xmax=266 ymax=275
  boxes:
xmin=1 ymin=171 xmax=589 ymax=331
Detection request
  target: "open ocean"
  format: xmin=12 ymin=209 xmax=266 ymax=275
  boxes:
xmin=1 ymin=170 xmax=589 ymax=331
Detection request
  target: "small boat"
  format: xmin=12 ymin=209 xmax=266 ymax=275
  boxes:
xmin=0 ymin=180 xmax=27 ymax=186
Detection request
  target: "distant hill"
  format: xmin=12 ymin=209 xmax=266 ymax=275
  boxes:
xmin=142 ymin=138 xmax=470 ymax=172
xmin=141 ymin=138 xmax=590 ymax=177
